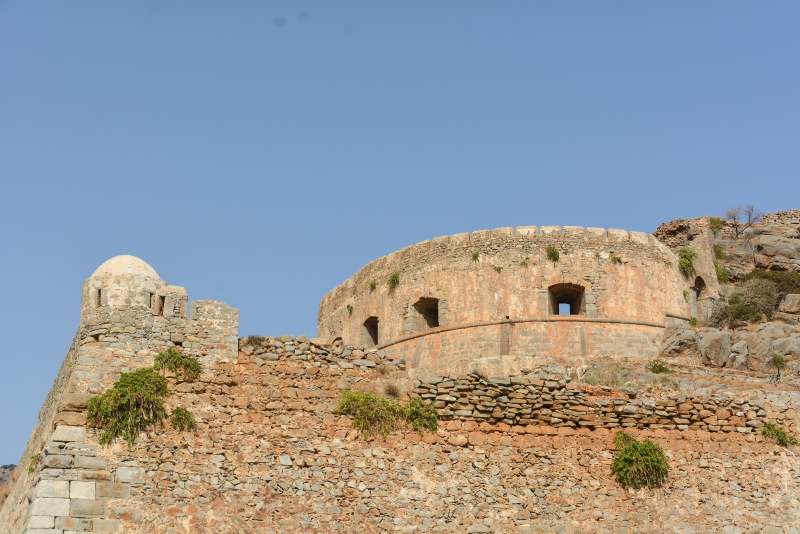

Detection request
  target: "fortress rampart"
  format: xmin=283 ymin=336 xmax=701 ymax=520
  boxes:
xmin=319 ymin=226 xmax=692 ymax=375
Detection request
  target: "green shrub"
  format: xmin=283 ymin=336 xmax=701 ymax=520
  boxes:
xmin=87 ymin=367 xmax=169 ymax=445
xmin=713 ymin=244 xmax=726 ymax=260
xmin=715 ymin=261 xmax=731 ymax=283
xmin=610 ymin=254 xmax=623 ymax=265
xmin=388 ymin=272 xmax=401 ymax=290
xmin=647 ymin=360 xmax=671 ymax=374
xmin=346 ymin=304 xmax=353 ymax=316
xmin=546 ymin=245 xmax=559 ymax=263
xmin=28 ymin=453 xmax=40 ymax=474
xmin=154 ymin=348 xmax=202 ymax=381
xmin=334 ymin=390 xmax=437 ymax=438
xmin=710 ymin=278 xmax=779 ymax=327
xmin=709 ymin=217 xmax=724 ymax=236
xmin=403 ymin=397 xmax=438 ymax=432
xmin=611 ymin=431 xmax=669 ymax=488
xmin=688 ymin=317 xmax=699 ymax=327
xmin=743 ymin=269 xmax=800 ymax=295
xmin=383 ymin=383 xmax=400 ymax=398
xmin=471 ymin=251 xmax=480 ymax=262
xmin=761 ymin=422 xmax=798 ymax=447
xmin=493 ymin=265 xmax=502 ymax=273
xmin=678 ymin=247 xmax=697 ymax=277
xmin=170 ymin=407 xmax=196 ymax=432
xmin=368 ymin=280 xmax=377 ymax=292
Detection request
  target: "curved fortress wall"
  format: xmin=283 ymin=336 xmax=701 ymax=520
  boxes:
xmin=318 ymin=226 xmax=691 ymax=375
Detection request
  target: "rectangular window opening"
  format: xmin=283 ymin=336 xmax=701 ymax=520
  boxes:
xmin=95 ymin=289 xmax=102 ymax=307
xmin=413 ymin=297 xmax=440 ymax=329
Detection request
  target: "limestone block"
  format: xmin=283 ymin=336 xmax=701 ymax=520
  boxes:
xmin=70 ymin=498 xmax=107 ymax=517
xmin=56 ymin=516 xmax=92 ymax=530
xmin=36 ymin=480 xmax=69 ymax=498
xmin=73 ymin=455 xmax=107 ymax=469
xmin=70 ymin=480 xmax=95 ymax=499
xmin=25 ymin=529 xmax=62 ymax=534
xmin=95 ymin=482 xmax=130 ymax=499
xmin=43 ymin=455 xmax=73 ymax=469
xmin=29 ymin=497 xmax=70 ymax=517
xmin=28 ymin=516 xmax=56 ymax=528
xmin=93 ymin=518 xmax=123 ymax=533
xmin=51 ymin=425 xmax=86 ymax=442
xmin=115 ymin=466 xmax=144 ymax=484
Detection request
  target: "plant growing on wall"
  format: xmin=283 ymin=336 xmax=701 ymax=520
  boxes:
xmin=368 ymin=280 xmax=377 ymax=293
xmin=334 ymin=390 xmax=437 ymax=439
xmin=27 ymin=453 xmax=40 ymax=474
xmin=493 ymin=265 xmax=502 ymax=273
xmin=471 ymin=251 xmax=480 ymax=262
xmin=519 ymin=257 xmax=529 ymax=268
xmin=713 ymin=244 xmax=725 ymax=260
xmin=87 ymin=367 xmax=169 ymax=445
xmin=610 ymin=253 xmax=623 ymax=265
xmin=761 ymin=422 xmax=798 ymax=447
xmin=677 ymin=247 xmax=697 ymax=277
xmin=154 ymin=347 xmax=202 ymax=381
xmin=611 ymin=431 xmax=669 ymax=489
xmin=88 ymin=348 xmax=200 ymax=445
xmin=388 ymin=272 xmax=401 ymax=290
xmin=546 ymin=245 xmax=559 ymax=263
xmin=346 ymin=304 xmax=353 ymax=316
xmin=170 ymin=406 xmax=196 ymax=431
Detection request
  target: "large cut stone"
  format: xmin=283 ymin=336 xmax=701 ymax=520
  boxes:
xmin=29 ymin=497 xmax=70 ymax=517
xmin=51 ymin=425 xmax=86 ymax=442
xmin=35 ymin=480 xmax=69 ymax=498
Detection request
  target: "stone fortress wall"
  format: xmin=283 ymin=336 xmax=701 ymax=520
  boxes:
xmin=319 ymin=226 xmax=693 ymax=377
xmin=0 ymin=256 xmax=239 ymax=533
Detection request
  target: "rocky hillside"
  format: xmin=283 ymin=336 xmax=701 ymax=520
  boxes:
xmin=656 ymin=209 xmax=800 ymax=375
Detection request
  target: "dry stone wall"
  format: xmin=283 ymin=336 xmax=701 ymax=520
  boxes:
xmin=413 ymin=372 xmax=792 ymax=433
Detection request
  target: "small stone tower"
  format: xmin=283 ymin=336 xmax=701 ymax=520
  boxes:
xmin=78 ymin=255 xmax=238 ymax=366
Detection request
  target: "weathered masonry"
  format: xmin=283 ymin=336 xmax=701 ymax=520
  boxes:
xmin=318 ymin=226 xmax=693 ymax=376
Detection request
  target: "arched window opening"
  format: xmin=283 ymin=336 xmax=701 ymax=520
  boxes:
xmin=693 ymin=276 xmax=706 ymax=298
xmin=548 ymin=283 xmax=585 ymax=316
xmin=413 ymin=297 xmax=440 ymax=329
xmin=363 ymin=316 xmax=379 ymax=347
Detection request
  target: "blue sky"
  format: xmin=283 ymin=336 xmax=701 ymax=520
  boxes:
xmin=1 ymin=2 xmax=798 ymax=462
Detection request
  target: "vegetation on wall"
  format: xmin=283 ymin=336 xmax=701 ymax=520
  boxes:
xmin=610 ymin=253 xmax=623 ymax=265
xmin=334 ymin=390 xmax=437 ymax=439
xmin=368 ymin=280 xmax=377 ymax=293
xmin=154 ymin=347 xmax=203 ymax=381
xmin=761 ymin=422 xmax=798 ymax=447
xmin=546 ymin=245 xmax=559 ymax=263
xmin=677 ymin=247 xmax=697 ymax=277
xmin=713 ymin=244 xmax=725 ymax=260
xmin=27 ymin=453 xmax=40 ymax=474
xmin=471 ymin=251 xmax=480 ymax=262
xmin=170 ymin=406 xmax=197 ymax=431
xmin=87 ymin=349 xmax=200 ymax=445
xmin=388 ymin=272 xmax=401 ymax=290
xmin=346 ymin=304 xmax=353 ymax=316
xmin=611 ymin=431 xmax=669 ymax=489
xmin=519 ymin=257 xmax=529 ymax=268
xmin=493 ymin=265 xmax=502 ymax=273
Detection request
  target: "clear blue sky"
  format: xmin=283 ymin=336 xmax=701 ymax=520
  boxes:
xmin=1 ymin=2 xmax=798 ymax=462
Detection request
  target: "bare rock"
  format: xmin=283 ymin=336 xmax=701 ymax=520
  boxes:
xmin=698 ymin=329 xmax=731 ymax=367
xmin=661 ymin=328 xmax=698 ymax=357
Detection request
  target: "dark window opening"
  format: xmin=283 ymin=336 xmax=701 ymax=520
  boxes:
xmin=363 ymin=316 xmax=379 ymax=347
xmin=154 ymin=295 xmax=165 ymax=316
xmin=413 ymin=297 xmax=440 ymax=329
xmin=91 ymin=334 xmax=100 ymax=342
xmin=692 ymin=276 xmax=706 ymax=298
xmin=95 ymin=289 xmax=102 ymax=307
xmin=549 ymin=283 xmax=585 ymax=316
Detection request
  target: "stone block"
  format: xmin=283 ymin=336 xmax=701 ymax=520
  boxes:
xmin=56 ymin=516 xmax=93 ymax=530
xmin=95 ymin=481 xmax=130 ymax=499
xmin=93 ymin=518 xmax=123 ymax=533
xmin=51 ymin=425 xmax=86 ymax=442
xmin=26 ymin=529 xmax=62 ymax=534
xmin=73 ymin=455 xmax=107 ymax=469
xmin=70 ymin=497 xmax=107 ymax=517
xmin=43 ymin=455 xmax=73 ymax=469
xmin=115 ymin=466 xmax=144 ymax=484
xmin=28 ymin=516 xmax=56 ymax=528
xmin=70 ymin=480 xmax=95 ymax=499
xmin=29 ymin=497 xmax=70 ymax=517
xmin=54 ymin=411 xmax=87 ymax=427
xmin=36 ymin=480 xmax=70 ymax=498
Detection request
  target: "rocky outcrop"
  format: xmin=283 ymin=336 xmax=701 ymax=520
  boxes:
xmin=0 ymin=465 xmax=13 ymax=484
xmin=751 ymin=210 xmax=800 ymax=272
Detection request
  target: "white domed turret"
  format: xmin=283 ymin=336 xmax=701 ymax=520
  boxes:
xmin=91 ymin=255 xmax=160 ymax=279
